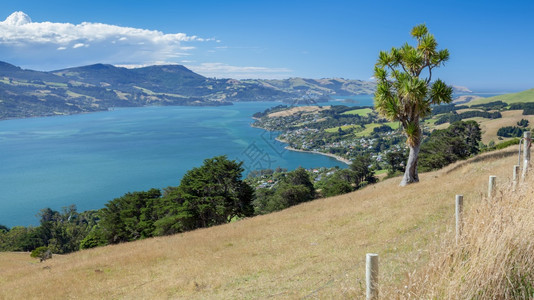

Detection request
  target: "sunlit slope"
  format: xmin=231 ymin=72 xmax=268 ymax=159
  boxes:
xmin=467 ymin=88 xmax=534 ymax=106
xmin=0 ymin=148 xmax=519 ymax=299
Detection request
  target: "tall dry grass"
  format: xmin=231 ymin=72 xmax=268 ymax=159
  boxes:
xmin=0 ymin=147 xmax=525 ymax=299
xmin=399 ymin=162 xmax=534 ymax=298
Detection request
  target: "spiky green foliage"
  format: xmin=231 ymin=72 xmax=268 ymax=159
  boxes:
xmin=374 ymin=24 xmax=453 ymax=147
xmin=374 ymin=24 xmax=453 ymax=186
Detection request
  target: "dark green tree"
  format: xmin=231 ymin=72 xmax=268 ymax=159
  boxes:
xmin=350 ymin=155 xmax=377 ymax=187
xmin=517 ymin=119 xmax=529 ymax=127
xmin=175 ymin=156 xmax=254 ymax=228
xmin=418 ymin=121 xmax=481 ymax=171
xmin=36 ymin=205 xmax=100 ymax=253
xmin=281 ymin=167 xmax=316 ymax=199
xmin=252 ymin=188 xmax=277 ymax=215
xmin=151 ymin=187 xmax=197 ymax=236
xmin=273 ymin=183 xmax=312 ymax=208
xmin=0 ymin=226 xmax=43 ymax=251
xmin=252 ymin=167 xmax=316 ymax=214
xmin=385 ymin=149 xmax=407 ymax=176
xmin=320 ymin=175 xmax=353 ymax=197
xmin=99 ymin=189 xmax=161 ymax=244
xmin=79 ymin=226 xmax=108 ymax=249
xmin=270 ymin=167 xmax=316 ymax=208
xmin=497 ymin=126 xmax=525 ymax=138
xmin=374 ymin=24 xmax=453 ymax=186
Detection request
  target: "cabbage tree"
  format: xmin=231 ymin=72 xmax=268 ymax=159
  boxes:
xmin=374 ymin=24 xmax=453 ymax=186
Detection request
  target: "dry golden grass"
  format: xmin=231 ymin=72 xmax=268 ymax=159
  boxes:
xmin=476 ymin=110 xmax=534 ymax=144
xmin=400 ymin=154 xmax=534 ymax=299
xmin=0 ymin=147 xmax=523 ymax=299
xmin=455 ymin=108 xmax=483 ymax=114
xmin=432 ymin=110 xmax=534 ymax=144
xmin=267 ymin=106 xmax=330 ymax=118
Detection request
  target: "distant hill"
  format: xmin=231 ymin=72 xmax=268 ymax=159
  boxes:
xmin=466 ymin=88 xmax=534 ymax=106
xmin=0 ymin=61 xmax=234 ymax=120
xmin=0 ymin=61 xmax=381 ymax=120
xmin=246 ymin=77 xmax=376 ymax=97
xmin=452 ymin=85 xmax=472 ymax=93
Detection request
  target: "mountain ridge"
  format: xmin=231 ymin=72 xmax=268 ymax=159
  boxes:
xmin=0 ymin=61 xmax=378 ymax=120
xmin=0 ymin=60 xmax=476 ymax=120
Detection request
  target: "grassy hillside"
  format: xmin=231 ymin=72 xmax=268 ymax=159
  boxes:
xmin=403 ymin=166 xmax=534 ymax=298
xmin=0 ymin=148 xmax=523 ymax=299
xmin=467 ymin=88 xmax=534 ymax=106
xmin=432 ymin=110 xmax=534 ymax=144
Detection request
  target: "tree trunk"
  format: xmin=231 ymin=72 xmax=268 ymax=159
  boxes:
xmin=400 ymin=143 xmax=420 ymax=186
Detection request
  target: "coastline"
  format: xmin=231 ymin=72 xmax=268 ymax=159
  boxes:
xmin=274 ymin=136 xmax=352 ymax=165
xmin=284 ymin=146 xmax=352 ymax=165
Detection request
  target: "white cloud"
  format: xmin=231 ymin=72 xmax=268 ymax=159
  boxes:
xmin=114 ymin=61 xmax=181 ymax=69
xmin=0 ymin=11 xmax=294 ymax=80
xmin=0 ymin=11 xmax=212 ymax=69
xmin=187 ymin=63 xmax=292 ymax=79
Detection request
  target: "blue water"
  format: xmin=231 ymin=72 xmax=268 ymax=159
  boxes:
xmin=329 ymin=95 xmax=375 ymax=106
xmin=0 ymin=102 xmax=350 ymax=227
xmin=0 ymin=92 xmax=500 ymax=227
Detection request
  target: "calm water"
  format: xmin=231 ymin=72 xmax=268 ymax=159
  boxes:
xmin=0 ymin=93 xmax=499 ymax=226
xmin=0 ymin=101 xmax=354 ymax=227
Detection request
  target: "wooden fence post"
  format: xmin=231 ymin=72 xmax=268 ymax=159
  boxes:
xmin=513 ymin=165 xmax=520 ymax=192
xmin=455 ymin=195 xmax=463 ymax=243
xmin=488 ymin=175 xmax=496 ymax=199
xmin=366 ymin=253 xmax=379 ymax=300
xmin=522 ymin=131 xmax=531 ymax=181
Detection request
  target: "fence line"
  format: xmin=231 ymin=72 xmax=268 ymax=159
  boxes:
xmin=359 ymin=139 xmax=531 ymax=297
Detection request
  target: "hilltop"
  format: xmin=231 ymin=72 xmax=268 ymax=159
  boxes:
xmin=0 ymin=147 xmax=521 ymax=298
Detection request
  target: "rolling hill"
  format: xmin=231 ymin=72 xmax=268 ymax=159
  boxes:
xmin=0 ymin=147 xmax=523 ymax=299
xmin=466 ymin=88 xmax=534 ymax=106
xmin=246 ymin=77 xmax=376 ymax=96
xmin=0 ymin=61 xmax=380 ymax=120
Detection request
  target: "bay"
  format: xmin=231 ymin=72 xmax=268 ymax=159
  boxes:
xmin=0 ymin=92 xmax=499 ymax=227
xmin=0 ymin=102 xmax=348 ymax=227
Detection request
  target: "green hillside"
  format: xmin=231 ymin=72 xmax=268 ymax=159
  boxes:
xmin=467 ymin=88 xmax=534 ymax=106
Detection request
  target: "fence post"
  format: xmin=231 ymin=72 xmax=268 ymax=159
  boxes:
xmin=455 ymin=195 xmax=463 ymax=243
xmin=513 ymin=165 xmax=520 ymax=192
xmin=366 ymin=253 xmax=379 ymax=300
xmin=521 ymin=131 xmax=531 ymax=181
xmin=488 ymin=175 xmax=496 ymax=199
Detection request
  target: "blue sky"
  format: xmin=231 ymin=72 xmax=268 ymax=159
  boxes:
xmin=0 ymin=0 xmax=532 ymax=92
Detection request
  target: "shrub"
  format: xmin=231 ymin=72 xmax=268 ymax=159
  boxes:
xmin=30 ymin=246 xmax=52 ymax=262
xmin=517 ymin=118 xmax=529 ymax=127
xmin=79 ymin=227 xmax=108 ymax=249
xmin=497 ymin=126 xmax=525 ymax=138
xmin=484 ymin=138 xmax=520 ymax=152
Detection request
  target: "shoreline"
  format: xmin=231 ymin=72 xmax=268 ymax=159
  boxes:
xmin=285 ymin=146 xmax=352 ymax=165
xmin=274 ymin=137 xmax=352 ymax=165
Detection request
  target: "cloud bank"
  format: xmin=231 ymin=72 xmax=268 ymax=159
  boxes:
xmin=0 ymin=11 xmax=210 ymax=69
xmin=187 ymin=63 xmax=292 ymax=79
xmin=0 ymin=11 xmax=293 ymax=79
